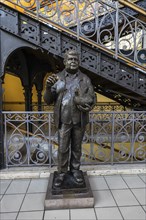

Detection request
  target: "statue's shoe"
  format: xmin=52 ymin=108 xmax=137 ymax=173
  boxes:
xmin=72 ymin=170 xmax=84 ymax=183
xmin=54 ymin=173 xmax=65 ymax=187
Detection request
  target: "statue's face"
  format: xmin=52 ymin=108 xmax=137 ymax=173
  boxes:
xmin=64 ymin=54 xmax=79 ymax=73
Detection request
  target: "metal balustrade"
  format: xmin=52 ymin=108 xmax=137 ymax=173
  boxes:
xmin=2 ymin=101 xmax=126 ymax=112
xmin=1 ymin=0 xmax=146 ymax=69
xmin=1 ymin=1 xmax=146 ymax=106
xmin=3 ymin=111 xmax=146 ymax=167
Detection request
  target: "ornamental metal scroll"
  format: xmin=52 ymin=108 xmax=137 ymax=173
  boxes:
xmin=2 ymin=0 xmax=146 ymax=67
xmin=113 ymin=112 xmax=146 ymax=163
xmin=3 ymin=111 xmax=146 ymax=167
xmin=4 ymin=112 xmax=54 ymax=166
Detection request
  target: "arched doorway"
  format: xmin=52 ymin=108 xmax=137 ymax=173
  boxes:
xmin=0 ymin=45 xmax=63 ymax=168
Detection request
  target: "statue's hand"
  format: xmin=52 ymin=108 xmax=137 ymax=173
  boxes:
xmin=74 ymin=89 xmax=92 ymax=106
xmin=74 ymin=88 xmax=95 ymax=112
xmin=77 ymin=104 xmax=92 ymax=112
xmin=46 ymin=74 xmax=58 ymax=87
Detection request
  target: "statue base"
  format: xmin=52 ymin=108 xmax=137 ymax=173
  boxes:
xmin=45 ymin=171 xmax=94 ymax=210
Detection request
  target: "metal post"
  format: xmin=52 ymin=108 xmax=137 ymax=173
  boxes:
xmin=115 ymin=0 xmax=119 ymax=59
xmin=96 ymin=1 xmax=99 ymax=45
xmin=76 ymin=0 xmax=80 ymax=40
xmin=134 ymin=20 xmax=137 ymax=63
xmin=0 ymin=28 xmax=5 ymax=169
xmin=23 ymin=86 xmax=33 ymax=133
xmin=56 ymin=0 xmax=60 ymax=25
xmin=111 ymin=112 xmax=115 ymax=165
xmin=0 ymin=78 xmax=5 ymax=169
xmin=89 ymin=113 xmax=94 ymax=158
xmin=36 ymin=0 xmax=39 ymax=20
xmin=37 ymin=89 xmax=42 ymax=111
xmin=131 ymin=112 xmax=135 ymax=163
xmin=23 ymin=86 xmax=33 ymax=111
xmin=143 ymin=30 xmax=146 ymax=48
xmin=48 ymin=113 xmax=52 ymax=168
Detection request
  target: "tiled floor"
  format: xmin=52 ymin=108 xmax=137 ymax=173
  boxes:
xmin=0 ymin=174 xmax=146 ymax=220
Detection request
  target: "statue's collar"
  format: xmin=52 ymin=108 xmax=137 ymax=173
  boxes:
xmin=65 ymin=71 xmax=79 ymax=78
xmin=59 ymin=69 xmax=82 ymax=81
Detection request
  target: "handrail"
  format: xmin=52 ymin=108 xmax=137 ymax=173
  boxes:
xmin=0 ymin=0 xmax=146 ymax=72
xmin=119 ymin=0 xmax=146 ymax=16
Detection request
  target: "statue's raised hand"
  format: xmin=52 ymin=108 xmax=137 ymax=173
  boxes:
xmin=46 ymin=74 xmax=58 ymax=87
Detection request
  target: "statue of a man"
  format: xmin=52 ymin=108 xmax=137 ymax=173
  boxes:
xmin=44 ymin=50 xmax=96 ymax=187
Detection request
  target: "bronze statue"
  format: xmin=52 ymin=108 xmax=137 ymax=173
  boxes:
xmin=44 ymin=50 xmax=96 ymax=187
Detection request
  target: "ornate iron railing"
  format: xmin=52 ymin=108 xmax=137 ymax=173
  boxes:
xmin=31 ymin=102 xmax=126 ymax=111
xmin=2 ymin=101 xmax=126 ymax=111
xmin=3 ymin=111 xmax=146 ymax=167
xmin=1 ymin=0 xmax=146 ymax=68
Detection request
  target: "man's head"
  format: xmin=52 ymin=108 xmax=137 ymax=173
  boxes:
xmin=64 ymin=50 xmax=79 ymax=74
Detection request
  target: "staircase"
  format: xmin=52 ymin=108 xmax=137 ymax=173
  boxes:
xmin=0 ymin=0 xmax=146 ymax=109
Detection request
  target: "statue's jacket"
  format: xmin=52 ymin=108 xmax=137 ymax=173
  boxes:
xmin=44 ymin=70 xmax=96 ymax=128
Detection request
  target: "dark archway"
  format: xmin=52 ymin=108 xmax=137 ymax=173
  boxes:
xmin=3 ymin=46 xmax=63 ymax=111
xmin=0 ymin=44 xmax=63 ymax=168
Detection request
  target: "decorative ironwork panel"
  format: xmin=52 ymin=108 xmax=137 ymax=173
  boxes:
xmin=113 ymin=112 xmax=146 ymax=163
xmin=3 ymin=111 xmax=146 ymax=167
xmin=93 ymin=103 xmax=125 ymax=112
xmin=61 ymin=35 xmax=78 ymax=55
xmin=118 ymin=10 xmax=146 ymax=65
xmin=19 ymin=15 xmax=40 ymax=44
xmin=101 ymin=57 xmax=117 ymax=81
xmin=4 ymin=112 xmax=55 ymax=166
xmin=86 ymin=112 xmax=113 ymax=164
xmin=137 ymin=72 xmax=146 ymax=94
xmin=41 ymin=27 xmax=60 ymax=55
xmin=133 ymin=112 xmax=146 ymax=162
xmin=81 ymin=46 xmax=98 ymax=72
xmin=113 ymin=112 xmax=133 ymax=163
xmin=119 ymin=63 xmax=146 ymax=94
xmin=31 ymin=102 xmax=126 ymax=112
xmin=118 ymin=70 xmax=134 ymax=89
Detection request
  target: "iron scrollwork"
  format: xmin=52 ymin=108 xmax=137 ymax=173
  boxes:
xmin=3 ymin=111 xmax=146 ymax=167
xmin=2 ymin=0 xmax=146 ymax=67
xmin=18 ymin=0 xmax=36 ymax=8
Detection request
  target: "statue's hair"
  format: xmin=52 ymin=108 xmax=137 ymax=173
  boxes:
xmin=64 ymin=49 xmax=79 ymax=62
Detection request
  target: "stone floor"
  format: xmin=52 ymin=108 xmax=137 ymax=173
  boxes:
xmin=0 ymin=173 xmax=146 ymax=220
